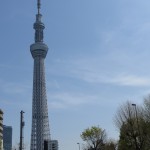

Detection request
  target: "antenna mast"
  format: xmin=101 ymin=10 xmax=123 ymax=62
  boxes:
xmin=37 ymin=0 xmax=41 ymax=14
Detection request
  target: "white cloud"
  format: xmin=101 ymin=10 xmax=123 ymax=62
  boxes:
xmin=48 ymin=57 xmax=150 ymax=87
xmin=80 ymin=71 xmax=150 ymax=87
xmin=48 ymin=92 xmax=97 ymax=109
xmin=68 ymin=66 xmax=150 ymax=87
xmin=0 ymin=79 xmax=31 ymax=95
xmin=110 ymin=74 xmax=150 ymax=86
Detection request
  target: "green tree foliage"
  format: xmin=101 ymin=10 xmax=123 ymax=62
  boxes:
xmin=115 ymin=100 xmax=150 ymax=150
xmin=118 ymin=118 xmax=150 ymax=150
xmin=103 ymin=140 xmax=117 ymax=150
xmin=81 ymin=126 xmax=107 ymax=150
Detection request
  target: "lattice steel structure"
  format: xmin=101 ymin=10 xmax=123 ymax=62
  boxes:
xmin=30 ymin=0 xmax=50 ymax=150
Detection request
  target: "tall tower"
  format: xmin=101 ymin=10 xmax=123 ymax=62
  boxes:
xmin=30 ymin=0 xmax=50 ymax=150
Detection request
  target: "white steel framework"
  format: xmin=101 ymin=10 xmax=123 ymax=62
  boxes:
xmin=30 ymin=1 xmax=50 ymax=150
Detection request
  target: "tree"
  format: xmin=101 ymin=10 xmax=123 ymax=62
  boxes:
xmin=115 ymin=101 xmax=150 ymax=150
xmin=80 ymin=126 xmax=107 ymax=150
xmin=103 ymin=140 xmax=117 ymax=150
xmin=142 ymin=95 xmax=150 ymax=148
xmin=143 ymin=95 xmax=150 ymax=121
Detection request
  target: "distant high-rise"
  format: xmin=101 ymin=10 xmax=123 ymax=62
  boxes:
xmin=30 ymin=0 xmax=50 ymax=150
xmin=3 ymin=125 xmax=12 ymax=150
xmin=0 ymin=109 xmax=3 ymax=150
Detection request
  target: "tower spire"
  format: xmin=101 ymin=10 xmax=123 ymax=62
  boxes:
xmin=32 ymin=0 xmax=45 ymax=43
xmin=37 ymin=0 xmax=41 ymax=14
xmin=30 ymin=0 xmax=50 ymax=150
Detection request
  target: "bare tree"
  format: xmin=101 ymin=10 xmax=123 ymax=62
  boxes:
xmin=142 ymin=95 xmax=150 ymax=147
xmin=114 ymin=101 xmax=136 ymax=129
xmin=143 ymin=95 xmax=150 ymax=121
xmin=114 ymin=101 xmax=149 ymax=150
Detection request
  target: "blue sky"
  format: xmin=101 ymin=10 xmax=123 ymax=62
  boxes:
xmin=1 ymin=0 xmax=150 ymax=150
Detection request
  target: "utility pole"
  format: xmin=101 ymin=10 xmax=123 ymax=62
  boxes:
xmin=20 ymin=111 xmax=25 ymax=150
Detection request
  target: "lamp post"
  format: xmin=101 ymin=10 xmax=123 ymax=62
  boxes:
xmin=132 ymin=103 xmax=139 ymax=127
xmin=132 ymin=103 xmax=141 ymax=150
xmin=77 ymin=143 xmax=80 ymax=150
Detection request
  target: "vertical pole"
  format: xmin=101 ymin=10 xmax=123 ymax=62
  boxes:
xmin=77 ymin=143 xmax=80 ymax=150
xmin=132 ymin=104 xmax=141 ymax=150
xmin=20 ymin=111 xmax=25 ymax=150
xmin=37 ymin=0 xmax=41 ymax=14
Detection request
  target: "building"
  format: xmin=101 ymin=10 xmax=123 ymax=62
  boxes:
xmin=44 ymin=140 xmax=58 ymax=150
xmin=3 ymin=125 xmax=12 ymax=150
xmin=49 ymin=140 xmax=58 ymax=150
xmin=30 ymin=0 xmax=51 ymax=150
xmin=0 ymin=109 xmax=3 ymax=150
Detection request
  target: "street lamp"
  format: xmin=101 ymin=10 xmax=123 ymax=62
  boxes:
xmin=77 ymin=143 xmax=80 ymax=150
xmin=132 ymin=103 xmax=141 ymax=149
xmin=132 ymin=103 xmax=136 ymax=106
xmin=132 ymin=103 xmax=138 ymax=123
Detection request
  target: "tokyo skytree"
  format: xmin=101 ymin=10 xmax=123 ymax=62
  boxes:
xmin=30 ymin=0 xmax=50 ymax=149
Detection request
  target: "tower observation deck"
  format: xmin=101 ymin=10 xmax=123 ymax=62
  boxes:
xmin=30 ymin=0 xmax=50 ymax=149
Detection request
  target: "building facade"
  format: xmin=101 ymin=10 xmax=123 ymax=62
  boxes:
xmin=49 ymin=140 xmax=58 ymax=150
xmin=30 ymin=0 xmax=50 ymax=150
xmin=3 ymin=125 xmax=12 ymax=150
xmin=0 ymin=109 xmax=3 ymax=150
